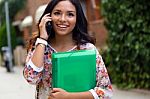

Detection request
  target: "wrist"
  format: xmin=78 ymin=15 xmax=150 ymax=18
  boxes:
xmin=39 ymin=36 xmax=48 ymax=41
xmin=35 ymin=38 xmax=48 ymax=46
xmin=37 ymin=43 xmax=46 ymax=48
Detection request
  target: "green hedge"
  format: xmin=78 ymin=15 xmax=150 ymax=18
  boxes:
xmin=101 ymin=0 xmax=150 ymax=89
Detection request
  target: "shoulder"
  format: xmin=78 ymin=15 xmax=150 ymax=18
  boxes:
xmin=80 ymin=43 xmax=101 ymax=56
xmin=80 ymin=43 xmax=97 ymax=50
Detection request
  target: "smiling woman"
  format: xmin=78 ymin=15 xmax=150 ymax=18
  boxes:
xmin=23 ymin=0 xmax=113 ymax=99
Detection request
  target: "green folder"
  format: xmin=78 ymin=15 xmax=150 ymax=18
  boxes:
xmin=52 ymin=49 xmax=96 ymax=92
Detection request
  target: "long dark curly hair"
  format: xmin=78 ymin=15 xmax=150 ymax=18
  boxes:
xmin=27 ymin=0 xmax=95 ymax=50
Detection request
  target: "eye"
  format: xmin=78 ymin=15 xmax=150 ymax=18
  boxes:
xmin=67 ymin=13 xmax=75 ymax=17
xmin=54 ymin=12 xmax=61 ymax=16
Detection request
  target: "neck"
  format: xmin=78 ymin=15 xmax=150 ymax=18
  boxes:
xmin=50 ymin=34 xmax=76 ymax=52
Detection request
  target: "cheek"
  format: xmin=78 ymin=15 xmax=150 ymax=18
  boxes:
xmin=51 ymin=17 xmax=56 ymax=23
xmin=70 ymin=19 xmax=76 ymax=28
xmin=51 ymin=18 xmax=57 ymax=28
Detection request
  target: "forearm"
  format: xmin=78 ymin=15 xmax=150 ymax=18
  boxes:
xmin=31 ymin=44 xmax=45 ymax=68
xmin=67 ymin=91 xmax=94 ymax=99
xmin=23 ymin=45 xmax=45 ymax=84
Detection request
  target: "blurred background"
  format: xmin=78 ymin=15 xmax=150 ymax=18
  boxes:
xmin=0 ymin=0 xmax=150 ymax=99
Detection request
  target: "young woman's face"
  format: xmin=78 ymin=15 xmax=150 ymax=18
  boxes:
xmin=51 ymin=0 xmax=77 ymax=36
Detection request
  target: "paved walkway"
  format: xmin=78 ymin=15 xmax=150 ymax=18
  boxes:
xmin=113 ymin=86 xmax=150 ymax=99
xmin=0 ymin=66 xmax=150 ymax=99
xmin=0 ymin=66 xmax=35 ymax=99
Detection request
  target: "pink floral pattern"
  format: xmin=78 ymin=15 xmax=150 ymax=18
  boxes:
xmin=23 ymin=43 xmax=113 ymax=99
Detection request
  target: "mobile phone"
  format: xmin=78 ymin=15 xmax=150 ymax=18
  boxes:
xmin=45 ymin=21 xmax=52 ymax=36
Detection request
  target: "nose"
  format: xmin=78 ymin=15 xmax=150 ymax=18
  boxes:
xmin=59 ymin=14 xmax=66 ymax=22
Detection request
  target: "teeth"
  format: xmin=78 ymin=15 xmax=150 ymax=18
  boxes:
xmin=58 ymin=25 xmax=67 ymax=28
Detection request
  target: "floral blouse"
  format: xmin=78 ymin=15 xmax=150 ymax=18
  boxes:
xmin=23 ymin=43 xmax=113 ymax=99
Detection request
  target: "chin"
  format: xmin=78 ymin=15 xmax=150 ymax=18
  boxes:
xmin=56 ymin=31 xmax=72 ymax=36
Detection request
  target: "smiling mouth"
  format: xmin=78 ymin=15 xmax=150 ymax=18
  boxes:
xmin=57 ymin=24 xmax=68 ymax=29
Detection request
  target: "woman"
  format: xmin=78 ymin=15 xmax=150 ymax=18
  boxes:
xmin=23 ymin=0 xmax=113 ymax=99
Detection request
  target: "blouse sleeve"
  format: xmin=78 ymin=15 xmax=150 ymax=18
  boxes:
xmin=23 ymin=47 xmax=44 ymax=85
xmin=81 ymin=43 xmax=113 ymax=99
xmin=93 ymin=50 xmax=113 ymax=99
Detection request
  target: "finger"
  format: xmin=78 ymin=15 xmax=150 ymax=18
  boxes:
xmin=39 ymin=18 xmax=52 ymax=27
xmin=49 ymin=93 xmax=55 ymax=98
xmin=42 ymin=14 xmax=51 ymax=20
xmin=41 ymin=17 xmax=52 ymax=24
xmin=48 ymin=95 xmax=55 ymax=99
xmin=43 ymin=13 xmax=50 ymax=17
xmin=49 ymin=90 xmax=55 ymax=97
xmin=44 ymin=19 xmax=52 ymax=25
xmin=51 ymin=92 xmax=57 ymax=96
xmin=43 ymin=15 xmax=52 ymax=20
xmin=40 ymin=14 xmax=52 ymax=25
xmin=44 ymin=18 xmax=52 ymax=22
xmin=52 ymin=88 xmax=65 ymax=93
xmin=52 ymin=88 xmax=63 ymax=93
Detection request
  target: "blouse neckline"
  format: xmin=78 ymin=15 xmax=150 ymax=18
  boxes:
xmin=47 ymin=44 xmax=77 ymax=53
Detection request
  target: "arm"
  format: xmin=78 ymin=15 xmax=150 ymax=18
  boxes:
xmin=67 ymin=52 xmax=113 ymax=99
xmin=79 ymin=43 xmax=113 ymax=99
xmin=68 ymin=49 xmax=113 ymax=99
xmin=92 ymin=49 xmax=113 ymax=99
xmin=23 ymin=13 xmax=52 ymax=85
xmin=23 ymin=44 xmax=45 ymax=84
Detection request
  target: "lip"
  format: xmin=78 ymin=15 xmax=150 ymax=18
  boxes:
xmin=56 ymin=24 xmax=69 ymax=29
xmin=57 ymin=24 xmax=68 ymax=28
xmin=57 ymin=24 xmax=67 ymax=28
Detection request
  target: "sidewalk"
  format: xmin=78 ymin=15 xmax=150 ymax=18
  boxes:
xmin=0 ymin=66 xmax=150 ymax=99
xmin=0 ymin=66 xmax=35 ymax=99
xmin=112 ymin=85 xmax=150 ymax=99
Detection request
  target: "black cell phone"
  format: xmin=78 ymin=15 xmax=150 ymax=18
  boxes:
xmin=45 ymin=21 xmax=52 ymax=36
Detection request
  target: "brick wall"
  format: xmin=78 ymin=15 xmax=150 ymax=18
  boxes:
xmin=86 ymin=0 xmax=107 ymax=48
xmin=89 ymin=19 xmax=108 ymax=48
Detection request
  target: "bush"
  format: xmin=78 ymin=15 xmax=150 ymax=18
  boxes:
xmin=101 ymin=0 xmax=150 ymax=89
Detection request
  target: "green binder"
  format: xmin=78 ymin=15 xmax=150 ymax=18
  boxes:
xmin=52 ymin=49 xmax=96 ymax=92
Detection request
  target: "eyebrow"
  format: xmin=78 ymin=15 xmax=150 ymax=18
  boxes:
xmin=53 ymin=9 xmax=76 ymax=13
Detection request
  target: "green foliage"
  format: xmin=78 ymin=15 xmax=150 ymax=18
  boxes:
xmin=101 ymin=0 xmax=150 ymax=89
xmin=0 ymin=24 xmax=7 ymax=49
xmin=0 ymin=23 xmax=17 ymax=52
